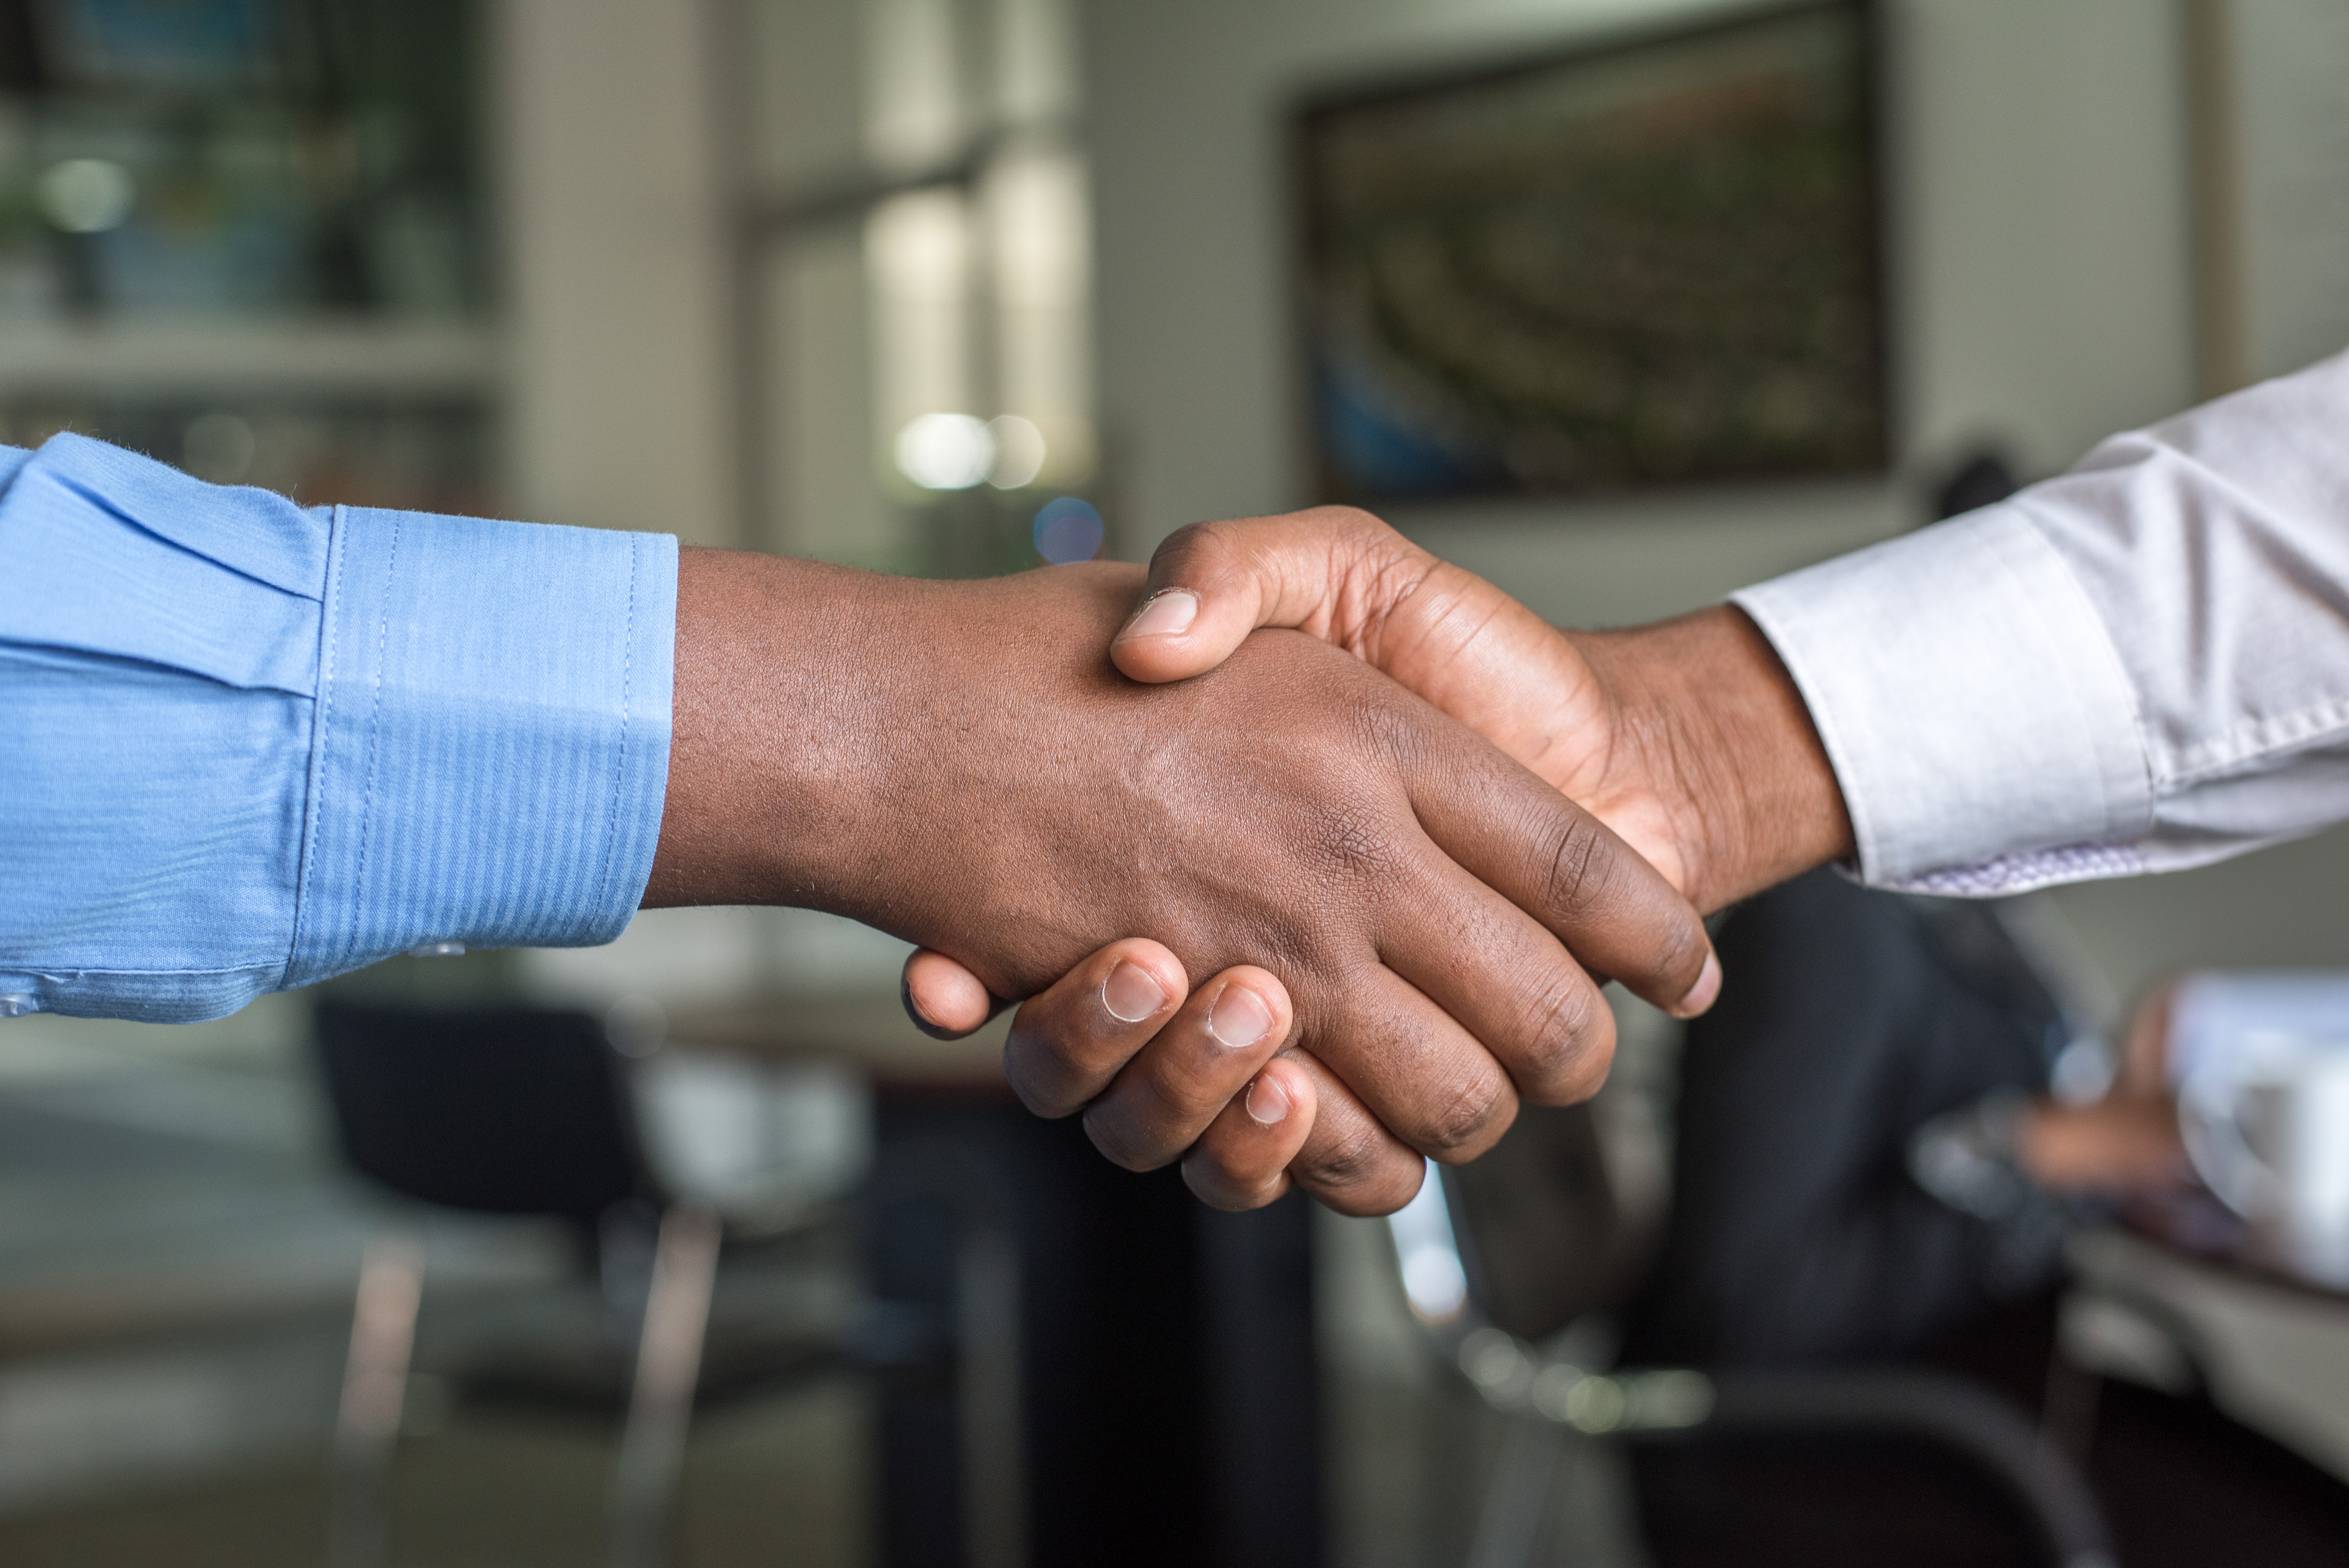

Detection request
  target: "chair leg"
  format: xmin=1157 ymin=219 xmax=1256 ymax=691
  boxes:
xmin=332 ymin=1230 xmax=426 ymax=1568
xmin=957 ymin=1223 xmax=1027 ymax=1568
xmin=1466 ymin=1413 xmax=1568 ymax=1568
xmin=611 ymin=1206 xmax=722 ymax=1568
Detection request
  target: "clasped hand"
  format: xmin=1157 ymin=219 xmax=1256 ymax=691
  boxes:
xmin=878 ymin=507 xmax=1849 ymax=1215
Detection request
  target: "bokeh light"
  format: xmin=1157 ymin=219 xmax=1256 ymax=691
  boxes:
xmin=895 ymin=412 xmax=995 ymax=489
xmin=1032 ymin=496 xmax=1104 ymax=563
xmin=183 ymin=412 xmax=257 ymax=485
xmin=37 ymin=159 xmax=135 ymax=234
xmin=986 ymin=414 xmax=1047 ymax=488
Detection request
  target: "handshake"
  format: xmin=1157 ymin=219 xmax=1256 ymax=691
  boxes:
xmin=645 ymin=506 xmax=1856 ymax=1216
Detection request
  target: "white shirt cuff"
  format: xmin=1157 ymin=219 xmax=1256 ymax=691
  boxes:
xmin=1729 ymin=506 xmax=2153 ymax=888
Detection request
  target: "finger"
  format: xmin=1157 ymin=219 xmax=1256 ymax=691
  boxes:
xmin=1000 ymin=939 xmax=1191 ymax=1118
xmin=1378 ymin=852 xmax=1620 ymax=1108
xmin=1284 ymin=1051 xmax=1449 ymax=1217
xmin=901 ymin=948 xmax=1001 ymax=1038
xmin=1298 ymin=961 xmax=1525 ymax=1163
xmin=1181 ymin=1057 xmax=1318 ymax=1211
xmin=1081 ymin=967 xmax=1295 ymax=1172
xmin=1403 ymin=730 xmax=1720 ymax=1020
xmin=1110 ymin=506 xmax=1424 ymax=683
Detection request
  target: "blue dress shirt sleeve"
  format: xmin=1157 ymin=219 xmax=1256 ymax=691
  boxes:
xmin=0 ymin=433 xmax=677 ymax=1023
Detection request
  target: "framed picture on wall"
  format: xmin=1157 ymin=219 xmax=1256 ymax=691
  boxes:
xmin=1294 ymin=0 xmax=1887 ymax=504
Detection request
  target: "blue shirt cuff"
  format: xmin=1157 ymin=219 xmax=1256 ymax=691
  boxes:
xmin=283 ymin=505 xmax=677 ymax=987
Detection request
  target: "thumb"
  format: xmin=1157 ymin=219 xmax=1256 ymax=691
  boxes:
xmin=901 ymin=948 xmax=1002 ymax=1039
xmin=1109 ymin=505 xmax=1428 ymax=683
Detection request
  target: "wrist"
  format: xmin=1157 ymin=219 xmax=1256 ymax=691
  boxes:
xmin=643 ymin=547 xmax=904 ymax=911
xmin=1568 ymin=606 xmax=1852 ymax=912
xmin=644 ymin=551 xmax=1158 ymax=945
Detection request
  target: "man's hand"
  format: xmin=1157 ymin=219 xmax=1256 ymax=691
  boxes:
xmin=645 ymin=547 xmax=1717 ymax=1214
xmin=1106 ymin=505 xmax=1850 ymax=911
xmin=903 ymin=506 xmax=1855 ymax=1210
xmin=2016 ymin=980 xmax=2188 ymax=1196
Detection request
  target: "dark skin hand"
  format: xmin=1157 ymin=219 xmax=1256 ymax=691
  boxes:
xmin=2017 ymin=978 xmax=2190 ymax=1196
xmin=905 ymin=507 xmax=1854 ymax=1210
xmin=645 ymin=546 xmax=1718 ymax=1214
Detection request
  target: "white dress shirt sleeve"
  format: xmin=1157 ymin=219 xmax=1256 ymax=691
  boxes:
xmin=1730 ymin=346 xmax=2349 ymax=896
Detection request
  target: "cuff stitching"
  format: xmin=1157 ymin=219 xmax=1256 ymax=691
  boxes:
xmin=343 ymin=512 xmax=403 ymax=969
xmin=593 ymin=533 xmax=642 ymax=922
xmin=287 ymin=504 xmax=348 ymax=985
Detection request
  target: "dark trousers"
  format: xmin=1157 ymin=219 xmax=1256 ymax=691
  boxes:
xmin=1625 ymin=867 xmax=2061 ymax=1367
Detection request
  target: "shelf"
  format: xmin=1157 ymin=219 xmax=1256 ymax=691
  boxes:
xmin=0 ymin=320 xmax=503 ymax=401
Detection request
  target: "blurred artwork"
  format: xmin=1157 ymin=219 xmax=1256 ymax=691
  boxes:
xmin=1297 ymin=0 xmax=1886 ymax=502
xmin=32 ymin=0 xmax=273 ymax=93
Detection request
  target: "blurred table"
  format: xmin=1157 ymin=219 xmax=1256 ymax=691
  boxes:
xmin=2117 ymin=1193 xmax=2349 ymax=1301
xmin=2067 ymin=1209 xmax=2349 ymax=1482
xmin=665 ymin=989 xmax=1321 ymax=1568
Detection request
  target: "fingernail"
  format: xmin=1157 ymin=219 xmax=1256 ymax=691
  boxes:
xmin=1118 ymin=589 xmax=1198 ymax=640
xmin=1207 ymin=983 xmax=1274 ymax=1049
xmin=1670 ymin=951 xmax=1722 ymax=1019
xmin=1245 ymin=1073 xmax=1290 ymax=1126
xmin=1103 ymin=961 xmax=1167 ymax=1023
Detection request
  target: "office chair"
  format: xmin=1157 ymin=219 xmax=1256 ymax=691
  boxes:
xmin=1388 ymin=1109 xmax=2117 ymax=1568
xmin=312 ymin=1001 xmax=813 ymax=1568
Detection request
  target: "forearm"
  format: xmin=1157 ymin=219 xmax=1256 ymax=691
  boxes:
xmin=1571 ymin=606 xmax=1854 ymax=913
xmin=643 ymin=548 xmax=1183 ymax=995
xmin=643 ymin=547 xmax=889 ymax=911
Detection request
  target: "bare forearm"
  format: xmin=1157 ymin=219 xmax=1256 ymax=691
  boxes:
xmin=643 ymin=547 xmax=877 ymax=910
xmin=1571 ymin=606 xmax=1854 ymax=913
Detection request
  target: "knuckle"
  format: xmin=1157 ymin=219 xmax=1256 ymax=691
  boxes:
xmin=1014 ymin=1081 xmax=1082 ymax=1121
xmin=1292 ymin=1112 xmax=1391 ymax=1194
xmin=1002 ymin=1014 xmax=1116 ymax=1114
xmin=1413 ymin=1066 xmax=1515 ymax=1160
xmin=1541 ymin=813 xmax=1612 ymax=922
xmin=1314 ymin=801 xmax=1399 ymax=882
xmin=1154 ymin=518 xmax=1240 ymax=577
xmin=1150 ymin=1063 xmax=1234 ymax=1130
xmin=1652 ymin=911 xmax=1710 ymax=992
xmin=1304 ymin=504 xmax=1388 ymax=545
xmin=999 ymin=1046 xmax=1079 ymax=1120
xmin=1080 ymin=1106 xmax=1167 ymax=1173
xmin=1514 ymin=980 xmax=1616 ymax=1105
xmin=1313 ymin=1157 xmax=1428 ymax=1218
xmin=1344 ymin=684 xmax=1420 ymax=759
xmin=1182 ymin=1152 xmax=1279 ymax=1213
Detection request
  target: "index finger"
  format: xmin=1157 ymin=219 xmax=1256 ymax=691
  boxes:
xmin=1403 ymin=718 xmax=1719 ymax=1020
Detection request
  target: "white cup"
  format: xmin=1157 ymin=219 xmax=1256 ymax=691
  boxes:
xmin=2181 ymin=1032 xmax=2349 ymax=1278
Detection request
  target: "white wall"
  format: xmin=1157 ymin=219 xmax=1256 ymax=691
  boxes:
xmin=2233 ymin=0 xmax=2349 ymax=383
xmin=1082 ymin=0 xmax=2349 ymax=1009
xmin=496 ymin=0 xmax=736 ymax=547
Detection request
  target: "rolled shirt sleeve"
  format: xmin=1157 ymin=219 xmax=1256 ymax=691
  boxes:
xmin=1733 ymin=346 xmax=2349 ymax=895
xmin=0 ymin=433 xmax=676 ymax=1022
